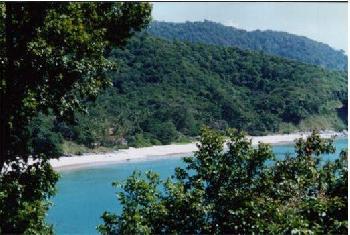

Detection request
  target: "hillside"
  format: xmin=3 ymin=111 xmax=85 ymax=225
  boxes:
xmin=148 ymin=20 xmax=347 ymax=71
xmin=45 ymin=34 xmax=347 ymax=150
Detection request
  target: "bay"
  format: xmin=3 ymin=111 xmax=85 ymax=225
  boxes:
xmin=47 ymin=138 xmax=348 ymax=235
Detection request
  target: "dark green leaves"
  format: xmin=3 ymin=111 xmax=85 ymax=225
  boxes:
xmin=0 ymin=2 xmax=151 ymax=233
xmin=100 ymin=128 xmax=347 ymax=234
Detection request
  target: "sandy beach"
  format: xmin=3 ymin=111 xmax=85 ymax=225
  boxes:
xmin=51 ymin=131 xmax=347 ymax=170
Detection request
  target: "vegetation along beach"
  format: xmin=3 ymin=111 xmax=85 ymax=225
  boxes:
xmin=0 ymin=2 xmax=347 ymax=234
xmin=50 ymin=130 xmax=347 ymax=171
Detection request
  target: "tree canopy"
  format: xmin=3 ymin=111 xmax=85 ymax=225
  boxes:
xmin=99 ymin=128 xmax=348 ymax=234
xmin=49 ymin=34 xmax=347 ymax=150
xmin=148 ymin=20 xmax=348 ymax=71
xmin=0 ymin=2 xmax=151 ymax=233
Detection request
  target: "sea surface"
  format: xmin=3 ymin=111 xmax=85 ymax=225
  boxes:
xmin=47 ymin=138 xmax=348 ymax=235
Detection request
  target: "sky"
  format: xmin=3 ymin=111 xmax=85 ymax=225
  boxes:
xmin=152 ymin=2 xmax=348 ymax=53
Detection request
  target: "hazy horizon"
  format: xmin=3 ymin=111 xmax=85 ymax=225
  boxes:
xmin=152 ymin=2 xmax=348 ymax=53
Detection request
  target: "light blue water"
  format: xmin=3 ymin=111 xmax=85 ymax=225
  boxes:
xmin=47 ymin=138 xmax=348 ymax=235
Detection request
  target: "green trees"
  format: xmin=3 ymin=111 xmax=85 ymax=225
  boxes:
xmin=149 ymin=20 xmax=347 ymax=71
xmin=28 ymin=113 xmax=64 ymax=158
xmin=55 ymin=34 xmax=346 ymax=150
xmin=99 ymin=128 xmax=347 ymax=234
xmin=0 ymin=2 xmax=151 ymax=233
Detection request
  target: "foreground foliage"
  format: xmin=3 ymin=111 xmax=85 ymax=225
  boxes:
xmin=0 ymin=2 xmax=151 ymax=233
xmin=99 ymin=128 xmax=347 ymax=234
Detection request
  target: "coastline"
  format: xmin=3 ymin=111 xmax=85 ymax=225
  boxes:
xmin=51 ymin=131 xmax=347 ymax=171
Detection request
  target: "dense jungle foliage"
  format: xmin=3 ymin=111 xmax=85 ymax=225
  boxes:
xmin=148 ymin=21 xmax=348 ymax=71
xmin=0 ymin=2 xmax=151 ymax=233
xmin=43 ymin=34 xmax=347 ymax=152
xmin=99 ymin=128 xmax=348 ymax=234
xmin=2 ymin=3 xmax=347 ymax=233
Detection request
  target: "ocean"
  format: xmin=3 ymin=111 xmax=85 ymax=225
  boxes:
xmin=46 ymin=138 xmax=348 ymax=235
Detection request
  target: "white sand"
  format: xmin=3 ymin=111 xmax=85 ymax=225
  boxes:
xmin=51 ymin=143 xmax=198 ymax=170
xmin=51 ymin=131 xmax=347 ymax=171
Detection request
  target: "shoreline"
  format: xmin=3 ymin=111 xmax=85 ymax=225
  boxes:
xmin=51 ymin=131 xmax=347 ymax=171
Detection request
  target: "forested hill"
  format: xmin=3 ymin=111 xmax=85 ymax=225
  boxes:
xmin=47 ymin=34 xmax=346 ymax=150
xmin=148 ymin=20 xmax=347 ymax=71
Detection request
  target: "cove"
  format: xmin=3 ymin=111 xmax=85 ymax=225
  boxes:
xmin=47 ymin=138 xmax=348 ymax=235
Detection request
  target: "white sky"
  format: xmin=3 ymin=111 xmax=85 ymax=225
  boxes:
xmin=152 ymin=2 xmax=348 ymax=53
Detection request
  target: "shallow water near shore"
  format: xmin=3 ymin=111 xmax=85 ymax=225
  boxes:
xmin=47 ymin=138 xmax=348 ymax=235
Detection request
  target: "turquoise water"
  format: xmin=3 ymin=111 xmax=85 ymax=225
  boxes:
xmin=47 ymin=138 xmax=348 ymax=235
